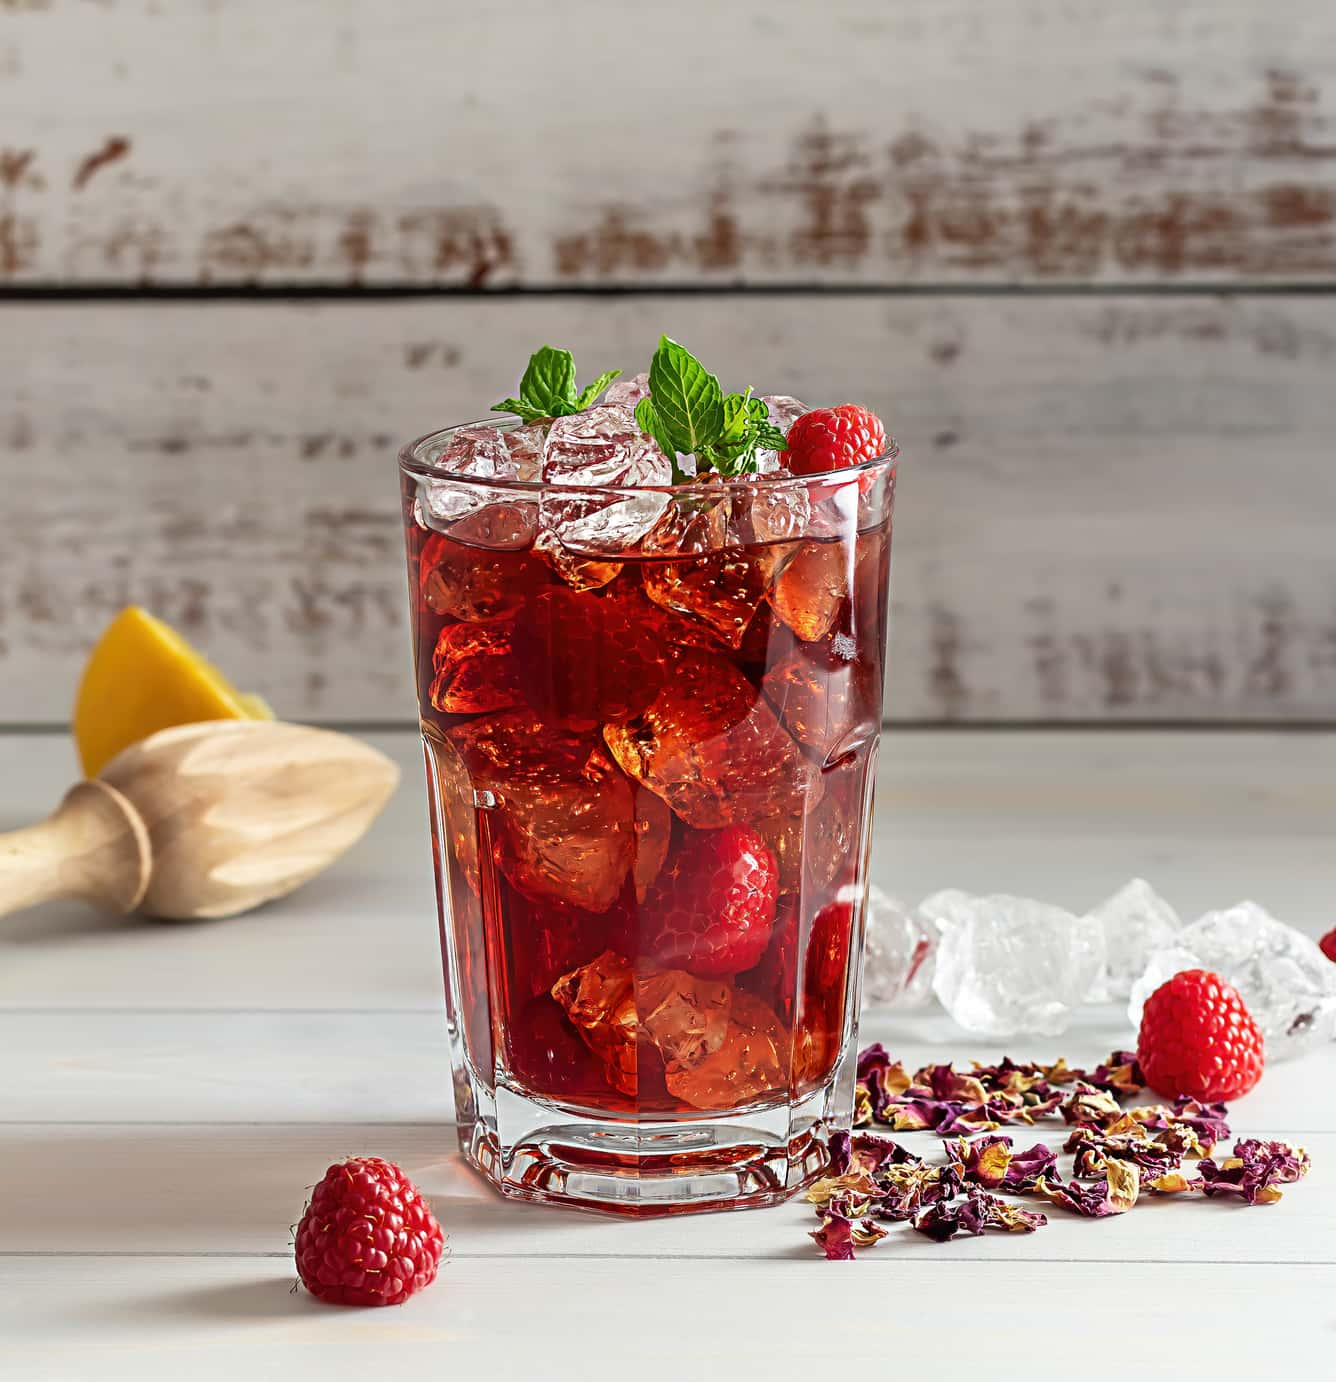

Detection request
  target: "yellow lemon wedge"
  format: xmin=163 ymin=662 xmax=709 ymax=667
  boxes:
xmin=73 ymin=606 xmax=273 ymax=777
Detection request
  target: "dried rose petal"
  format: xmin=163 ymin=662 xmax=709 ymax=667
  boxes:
xmin=1035 ymin=1161 xmax=1139 ymax=1217
xmin=811 ymin=1212 xmax=889 ymax=1260
xmin=1198 ymin=1139 xmax=1311 ymax=1206
xmin=1065 ymin=1126 xmax=1181 ymax=1181
xmin=947 ymin=1134 xmax=1013 ymax=1189
xmin=913 ymin=1188 xmax=1046 ymax=1242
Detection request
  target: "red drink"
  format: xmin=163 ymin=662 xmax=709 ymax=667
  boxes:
xmin=400 ymin=394 xmax=895 ymax=1214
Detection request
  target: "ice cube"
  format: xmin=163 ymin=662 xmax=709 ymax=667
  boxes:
xmin=542 ymin=549 xmax=623 ymax=592
xmin=1127 ymin=901 xmax=1336 ymax=1059
xmin=415 ymin=426 xmax=519 ymax=528
xmin=771 ymin=540 xmax=850 ymax=642
xmin=602 ymin=372 xmax=649 ymax=407
xmin=642 ymin=541 xmax=795 ymax=649
xmin=862 ymin=885 xmax=938 ymax=1008
xmin=664 ymin=990 xmax=788 ymax=1110
xmin=762 ymin=648 xmax=871 ymax=763
xmin=428 ymin=619 xmax=524 ymax=716
xmin=733 ymin=474 xmax=811 ymax=545
xmin=551 ymin=950 xmax=734 ymax=1097
xmin=758 ymin=754 xmax=861 ymax=897
xmin=603 ymin=649 xmax=819 ymax=829
xmin=760 ymin=395 xmax=808 ymax=432
xmin=926 ymin=890 xmax=1106 ymax=1038
xmin=540 ymin=405 xmax=672 ymax=553
xmin=504 ymin=421 xmax=548 ymax=478
xmin=1086 ymin=878 xmax=1182 ymax=1001
xmin=447 ymin=712 xmax=636 ymax=913
xmin=418 ymin=528 xmax=544 ymax=621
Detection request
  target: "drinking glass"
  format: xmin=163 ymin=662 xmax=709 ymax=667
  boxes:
xmin=399 ymin=421 xmax=895 ymax=1214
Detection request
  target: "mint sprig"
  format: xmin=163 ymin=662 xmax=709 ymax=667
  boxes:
xmin=635 ymin=336 xmax=787 ymax=479
xmin=492 ymin=346 xmax=620 ymax=422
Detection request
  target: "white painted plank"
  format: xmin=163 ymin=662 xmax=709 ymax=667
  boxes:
xmin=1 ymin=1119 xmax=1329 ymax=1263
xmin=3 ymin=729 xmax=1335 ymax=1010
xmin=5 ymin=1005 xmax=1334 ymax=1136
xmin=5 ymin=1258 xmax=1331 ymax=1382
xmin=4 ymin=2 xmax=1336 ymax=284
xmin=4 ymin=296 xmax=1336 ymax=722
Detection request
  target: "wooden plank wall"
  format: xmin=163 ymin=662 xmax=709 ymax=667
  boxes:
xmin=2 ymin=1 xmax=1335 ymax=723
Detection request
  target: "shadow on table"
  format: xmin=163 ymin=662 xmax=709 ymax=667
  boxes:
xmin=138 ymin=1276 xmax=322 ymax=1324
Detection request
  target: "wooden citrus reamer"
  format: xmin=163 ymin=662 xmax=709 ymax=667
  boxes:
xmin=0 ymin=720 xmax=399 ymax=921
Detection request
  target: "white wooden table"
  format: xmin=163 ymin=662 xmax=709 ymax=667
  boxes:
xmin=3 ymin=728 xmax=1333 ymax=1380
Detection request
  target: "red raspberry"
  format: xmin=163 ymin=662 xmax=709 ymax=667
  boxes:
xmin=1136 ymin=969 xmax=1264 ymax=1102
xmin=1320 ymin=927 xmax=1336 ymax=964
xmin=645 ymin=824 xmax=779 ymax=976
xmin=295 ymin=1157 xmax=444 ymax=1306
xmin=783 ymin=405 xmax=888 ymax=476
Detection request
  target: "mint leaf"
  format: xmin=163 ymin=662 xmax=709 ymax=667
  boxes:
xmin=491 ymin=395 xmax=549 ymax=423
xmin=647 ymin=336 xmax=724 ymax=456
xmin=635 ymin=396 xmax=688 ymax=480
xmin=752 ymin=420 xmax=788 ymax=450
xmin=574 ymin=368 xmax=622 ymax=410
xmin=520 ymin=346 xmax=577 ymax=414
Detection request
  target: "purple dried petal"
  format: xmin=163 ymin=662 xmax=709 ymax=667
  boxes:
xmin=914 ymin=1063 xmax=989 ymax=1103
xmin=947 ymin=1134 xmax=1014 ymax=1189
xmin=1087 ymin=1052 xmax=1145 ymax=1097
xmin=913 ymin=1188 xmax=1046 ymax=1242
xmin=1036 ymin=1162 xmax=1139 ymax=1217
xmin=1059 ymin=1085 xmax=1125 ymax=1129
xmin=1198 ymin=1139 xmax=1310 ymax=1206
xmin=1065 ymin=1127 xmax=1182 ymax=1181
xmin=1001 ymin=1142 xmax=1058 ymax=1192
xmin=811 ymin=1212 xmax=888 ymax=1260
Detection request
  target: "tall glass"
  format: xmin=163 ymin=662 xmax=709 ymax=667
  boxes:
xmin=398 ymin=421 xmax=896 ymax=1215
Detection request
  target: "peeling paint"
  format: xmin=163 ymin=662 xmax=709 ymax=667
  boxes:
xmin=72 ymin=136 xmax=131 ymax=190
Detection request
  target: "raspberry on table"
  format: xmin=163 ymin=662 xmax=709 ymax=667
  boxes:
xmin=644 ymin=823 xmax=779 ymax=977
xmin=295 ymin=1156 xmax=444 ymax=1306
xmin=782 ymin=404 xmax=889 ymax=476
xmin=1136 ymin=968 xmax=1264 ymax=1102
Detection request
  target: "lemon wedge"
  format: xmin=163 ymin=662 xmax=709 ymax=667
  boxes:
xmin=73 ymin=606 xmax=273 ymax=777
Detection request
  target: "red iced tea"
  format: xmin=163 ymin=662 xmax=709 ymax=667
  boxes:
xmin=403 ymin=470 xmax=892 ymax=1121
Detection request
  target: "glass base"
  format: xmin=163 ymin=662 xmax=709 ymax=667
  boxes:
xmin=452 ymin=1061 xmax=852 ymax=1217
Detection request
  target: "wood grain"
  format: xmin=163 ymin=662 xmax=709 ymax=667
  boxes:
xmin=2 ymin=1 xmax=1335 ymax=284
xmin=3 ymin=296 xmax=1336 ymax=723
xmin=7 ymin=1259 xmax=1332 ymax=1382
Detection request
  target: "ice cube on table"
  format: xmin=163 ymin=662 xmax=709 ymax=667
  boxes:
xmin=926 ymin=890 xmax=1106 ymax=1038
xmin=1128 ymin=901 xmax=1336 ymax=1059
xmin=414 ymin=425 xmax=519 ymax=528
xmin=862 ymin=885 xmax=937 ymax=1009
xmin=539 ymin=405 xmax=672 ymax=552
xmin=1085 ymin=878 xmax=1182 ymax=1001
xmin=602 ymin=372 xmax=649 ymax=407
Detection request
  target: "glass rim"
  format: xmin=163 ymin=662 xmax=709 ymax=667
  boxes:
xmin=397 ymin=416 xmax=899 ymax=496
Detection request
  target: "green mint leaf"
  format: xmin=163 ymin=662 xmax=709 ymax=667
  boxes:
xmin=519 ymin=346 xmax=577 ymax=414
xmin=719 ymin=390 xmax=753 ymax=448
xmin=647 ymin=336 xmax=724 ymax=456
xmin=635 ymin=396 xmax=689 ymax=480
xmin=491 ymin=394 xmax=549 ymax=422
xmin=752 ymin=421 xmax=788 ymax=450
xmin=574 ymin=368 xmax=623 ymax=410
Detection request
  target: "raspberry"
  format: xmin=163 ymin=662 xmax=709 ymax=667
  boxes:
xmin=783 ymin=405 xmax=888 ymax=477
xmin=295 ymin=1157 xmax=444 ymax=1306
xmin=645 ymin=824 xmax=779 ymax=976
xmin=1136 ymin=969 xmax=1264 ymax=1102
xmin=1320 ymin=926 xmax=1336 ymax=964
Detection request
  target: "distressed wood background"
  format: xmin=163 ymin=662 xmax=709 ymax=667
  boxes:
xmin=2 ymin=0 xmax=1335 ymax=723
